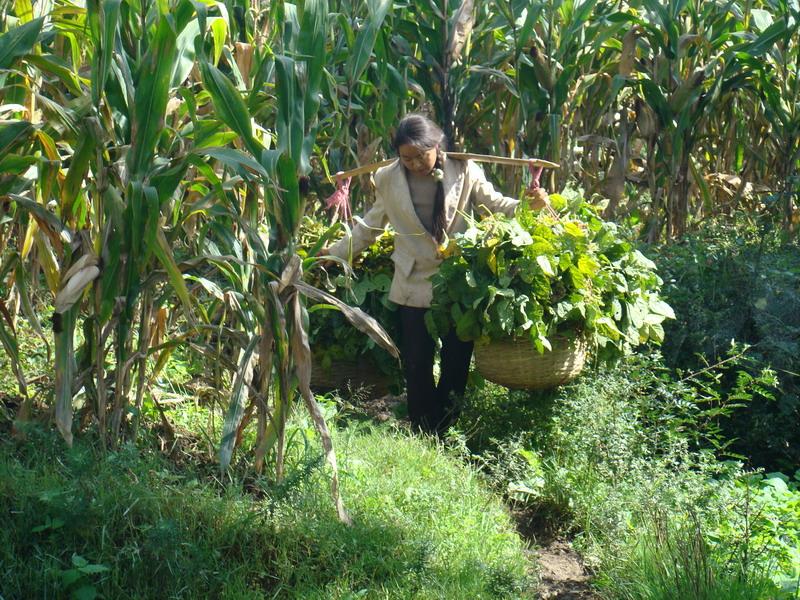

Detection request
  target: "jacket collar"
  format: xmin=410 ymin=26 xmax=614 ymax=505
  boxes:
xmin=385 ymin=154 xmax=464 ymax=236
xmin=440 ymin=153 xmax=463 ymax=231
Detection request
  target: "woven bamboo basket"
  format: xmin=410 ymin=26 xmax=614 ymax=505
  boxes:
xmin=310 ymin=357 xmax=392 ymax=397
xmin=474 ymin=335 xmax=588 ymax=390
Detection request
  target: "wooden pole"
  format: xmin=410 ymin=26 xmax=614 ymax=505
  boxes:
xmin=327 ymin=153 xmax=560 ymax=182
xmin=447 ymin=152 xmax=560 ymax=169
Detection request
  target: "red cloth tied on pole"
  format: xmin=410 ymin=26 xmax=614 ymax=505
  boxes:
xmin=324 ymin=176 xmax=352 ymax=223
xmin=527 ymin=163 xmax=543 ymax=193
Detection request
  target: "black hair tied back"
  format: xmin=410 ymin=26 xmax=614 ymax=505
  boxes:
xmin=432 ymin=149 xmax=446 ymax=244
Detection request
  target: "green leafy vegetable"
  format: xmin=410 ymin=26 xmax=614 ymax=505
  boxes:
xmin=427 ymin=189 xmax=674 ymax=363
xmin=299 ymin=219 xmax=402 ymax=389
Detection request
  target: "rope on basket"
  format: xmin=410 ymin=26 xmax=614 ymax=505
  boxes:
xmin=323 ymin=176 xmax=352 ymax=223
xmin=527 ymin=161 xmax=561 ymax=221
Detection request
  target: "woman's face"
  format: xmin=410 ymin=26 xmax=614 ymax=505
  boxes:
xmin=398 ymin=143 xmax=438 ymax=176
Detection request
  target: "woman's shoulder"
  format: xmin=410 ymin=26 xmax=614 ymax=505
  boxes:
xmin=374 ymin=159 xmax=402 ymax=187
xmin=443 ymin=153 xmax=470 ymax=176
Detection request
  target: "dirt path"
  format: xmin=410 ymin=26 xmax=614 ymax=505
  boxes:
xmin=534 ymin=540 xmax=595 ymax=599
xmin=355 ymin=392 xmax=598 ymax=598
xmin=513 ymin=508 xmax=597 ymax=599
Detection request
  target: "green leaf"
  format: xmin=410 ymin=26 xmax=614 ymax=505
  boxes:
xmin=200 ymin=61 xmax=261 ymax=156
xmin=346 ymin=0 xmax=393 ymax=84
xmin=72 ymin=584 xmax=98 ymax=600
xmin=0 ymin=17 xmax=43 ymax=69
xmin=649 ymin=299 xmax=675 ymax=319
xmin=536 ymin=255 xmax=555 ymax=277
xmin=0 ymin=120 xmax=34 ymax=158
xmin=150 ymin=229 xmax=195 ymax=322
xmin=90 ymin=0 xmax=121 ymax=107
xmin=298 ymin=0 xmax=328 ymax=121
xmin=127 ymin=14 xmax=178 ymax=177
xmin=196 ymin=147 xmax=269 ymax=178
xmin=274 ymin=55 xmax=304 ymax=168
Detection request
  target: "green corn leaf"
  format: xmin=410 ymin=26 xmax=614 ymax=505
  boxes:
xmin=346 ymin=0 xmax=393 ymax=84
xmin=143 ymin=185 xmax=160 ymax=266
xmin=0 ymin=154 xmax=36 ymax=173
xmin=739 ymin=17 xmax=789 ymax=56
xmin=9 ymin=194 xmax=71 ymax=244
xmin=298 ymin=0 xmax=328 ymax=121
xmin=98 ymin=191 xmax=124 ymax=321
xmin=639 ymin=78 xmax=672 ymax=127
xmin=275 ymin=152 xmax=301 ymax=236
xmin=274 ymin=55 xmax=304 ymax=167
xmin=90 ymin=0 xmax=121 ymax=107
xmin=196 ymin=147 xmax=269 ymax=179
xmin=172 ymin=17 xmax=201 ymax=87
xmin=219 ymin=334 xmax=260 ymax=471
xmin=26 ymin=54 xmax=83 ymax=97
xmin=0 ymin=121 xmax=34 ymax=158
xmin=211 ymin=17 xmax=227 ymax=66
xmin=127 ymin=182 xmax=146 ymax=262
xmin=151 ymin=159 xmax=190 ymax=205
xmin=127 ymin=14 xmax=178 ymax=177
xmin=0 ymin=17 xmax=44 ymax=69
xmin=199 ymin=61 xmax=261 ymax=156
xmin=61 ymin=133 xmax=93 ymax=219
xmin=150 ymin=228 xmax=195 ymax=322
xmin=642 ymin=0 xmax=679 ymax=57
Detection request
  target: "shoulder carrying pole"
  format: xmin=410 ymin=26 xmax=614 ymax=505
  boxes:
xmin=327 ymin=153 xmax=560 ymax=183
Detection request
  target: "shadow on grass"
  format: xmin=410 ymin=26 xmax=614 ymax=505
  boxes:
xmin=1 ymin=422 xmax=531 ymax=599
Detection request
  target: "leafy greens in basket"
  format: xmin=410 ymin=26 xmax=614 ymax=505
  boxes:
xmin=425 ymin=189 xmax=674 ymax=364
xmin=300 ymin=219 xmax=401 ymax=387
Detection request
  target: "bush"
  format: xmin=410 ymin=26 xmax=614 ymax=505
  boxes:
xmin=656 ymin=216 xmax=800 ymax=471
xmin=300 ymin=219 xmax=403 ymax=391
xmin=455 ymin=353 xmax=796 ymax=598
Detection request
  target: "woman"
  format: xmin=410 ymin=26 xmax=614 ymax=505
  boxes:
xmin=322 ymin=114 xmax=549 ymax=434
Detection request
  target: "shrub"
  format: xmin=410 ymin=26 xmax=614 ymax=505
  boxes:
xmin=455 ymin=352 xmax=794 ymax=597
xmin=656 ymin=216 xmax=800 ymax=471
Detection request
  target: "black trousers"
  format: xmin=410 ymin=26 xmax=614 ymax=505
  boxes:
xmin=398 ymin=306 xmax=474 ymax=434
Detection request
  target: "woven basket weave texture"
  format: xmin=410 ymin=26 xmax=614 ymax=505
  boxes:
xmin=311 ymin=357 xmax=392 ymax=397
xmin=474 ymin=335 xmax=587 ymax=390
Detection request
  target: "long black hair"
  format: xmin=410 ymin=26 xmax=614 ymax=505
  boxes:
xmin=393 ymin=114 xmax=447 ymax=243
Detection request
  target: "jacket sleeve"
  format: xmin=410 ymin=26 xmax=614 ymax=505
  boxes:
xmin=327 ymin=184 xmax=389 ymax=262
xmin=468 ymin=160 xmax=520 ymax=217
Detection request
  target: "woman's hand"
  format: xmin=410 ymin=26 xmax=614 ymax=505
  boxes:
xmin=316 ymin=247 xmax=337 ymax=269
xmin=525 ymin=187 xmax=550 ymax=211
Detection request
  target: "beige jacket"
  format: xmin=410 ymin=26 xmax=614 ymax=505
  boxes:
xmin=329 ymin=155 xmax=520 ymax=308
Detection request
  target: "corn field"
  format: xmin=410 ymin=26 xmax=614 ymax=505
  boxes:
xmin=0 ymin=0 xmax=798 ymax=507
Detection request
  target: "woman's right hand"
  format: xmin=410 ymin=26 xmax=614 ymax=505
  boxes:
xmin=525 ymin=187 xmax=550 ymax=211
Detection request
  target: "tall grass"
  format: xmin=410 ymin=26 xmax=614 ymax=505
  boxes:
xmin=453 ymin=351 xmax=795 ymax=599
xmin=617 ymin=513 xmax=776 ymax=600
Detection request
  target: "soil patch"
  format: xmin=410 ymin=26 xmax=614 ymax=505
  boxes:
xmin=512 ymin=507 xmax=597 ymax=599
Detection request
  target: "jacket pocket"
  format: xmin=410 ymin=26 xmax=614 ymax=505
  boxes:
xmin=392 ymin=250 xmax=415 ymax=277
